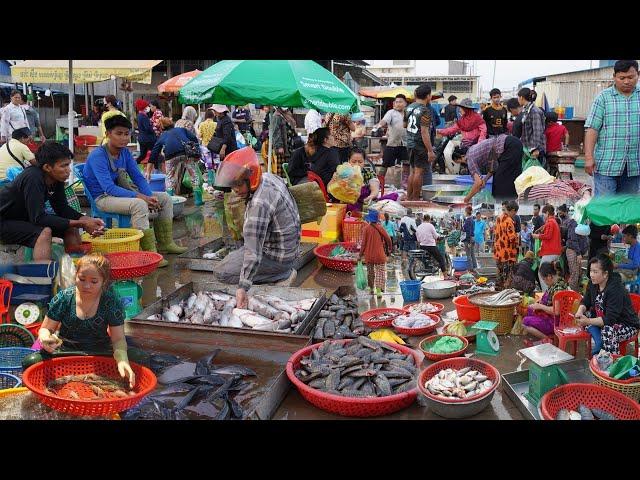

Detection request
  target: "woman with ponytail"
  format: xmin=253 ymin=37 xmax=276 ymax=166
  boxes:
xmin=517 ymin=88 xmax=547 ymax=166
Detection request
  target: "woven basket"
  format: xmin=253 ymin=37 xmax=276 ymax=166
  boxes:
xmin=469 ymin=292 xmax=519 ymax=335
xmin=589 ymin=356 xmax=640 ymax=401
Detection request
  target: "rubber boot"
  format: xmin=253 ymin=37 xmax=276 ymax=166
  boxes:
xmin=167 ymin=188 xmax=174 ymax=196
xmin=140 ymin=228 xmax=168 ymax=268
xmin=153 ymin=220 xmax=188 ymax=254
xmin=194 ymin=189 xmax=204 ymax=206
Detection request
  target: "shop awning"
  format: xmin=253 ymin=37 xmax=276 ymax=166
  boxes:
xmin=10 ymin=60 xmax=162 ymax=84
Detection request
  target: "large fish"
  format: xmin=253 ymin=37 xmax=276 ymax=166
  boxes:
xmin=254 ymin=294 xmax=298 ymax=316
xmin=233 ymin=308 xmax=276 ymax=329
xmin=248 ymin=296 xmax=290 ymax=321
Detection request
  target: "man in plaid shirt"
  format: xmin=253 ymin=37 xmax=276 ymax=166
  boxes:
xmin=585 ymin=60 xmax=640 ymax=196
xmin=213 ymin=147 xmax=301 ymax=309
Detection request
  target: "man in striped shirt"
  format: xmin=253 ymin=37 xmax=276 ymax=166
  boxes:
xmin=585 ymin=60 xmax=640 ymax=196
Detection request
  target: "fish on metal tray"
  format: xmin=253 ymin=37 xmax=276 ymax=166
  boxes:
xmin=149 ymin=353 xmax=182 ymax=373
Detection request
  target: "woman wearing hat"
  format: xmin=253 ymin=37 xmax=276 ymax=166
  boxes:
xmin=359 ymin=209 xmax=392 ymax=297
xmin=436 ymin=98 xmax=487 ymax=148
xmin=511 ymin=250 xmax=537 ymax=295
xmin=209 ymin=104 xmax=237 ymax=161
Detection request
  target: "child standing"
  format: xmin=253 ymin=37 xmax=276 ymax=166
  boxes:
xmin=359 ymin=209 xmax=392 ymax=297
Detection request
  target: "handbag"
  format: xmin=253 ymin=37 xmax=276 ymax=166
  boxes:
xmin=103 ymin=146 xmax=138 ymax=193
xmin=207 ymin=136 xmax=225 ymax=154
xmin=182 ymin=140 xmax=202 ymax=159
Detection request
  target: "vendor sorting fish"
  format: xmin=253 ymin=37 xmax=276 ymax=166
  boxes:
xmin=150 ymin=290 xmax=316 ymax=333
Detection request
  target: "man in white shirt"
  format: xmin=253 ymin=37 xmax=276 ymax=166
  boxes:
xmin=304 ymin=108 xmax=322 ymax=135
xmin=0 ymin=128 xmax=36 ymax=179
xmin=415 ymin=214 xmax=448 ymax=275
xmin=373 ymin=94 xmax=408 ymax=177
xmin=0 ymin=90 xmax=30 ymax=143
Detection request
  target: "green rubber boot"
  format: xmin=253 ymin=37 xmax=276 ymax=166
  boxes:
xmin=194 ymin=189 xmax=204 ymax=206
xmin=140 ymin=228 xmax=168 ymax=268
xmin=153 ymin=220 xmax=188 ymax=254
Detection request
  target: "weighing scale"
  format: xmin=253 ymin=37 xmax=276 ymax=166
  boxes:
xmin=519 ymin=343 xmax=574 ymax=406
xmin=14 ymin=302 xmax=42 ymax=326
xmin=471 ymin=321 xmax=500 ymax=356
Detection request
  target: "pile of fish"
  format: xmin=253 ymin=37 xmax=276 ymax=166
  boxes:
xmin=313 ymin=293 xmax=370 ymax=340
xmin=331 ymin=252 xmax=358 ymax=261
xmin=404 ymin=302 xmax=441 ymax=315
xmin=457 ymin=285 xmax=495 ymax=297
xmin=148 ymin=290 xmax=316 ymax=333
xmin=555 ymin=405 xmax=617 ymax=420
xmin=393 ymin=313 xmax=437 ymax=329
xmin=424 ymin=367 xmax=494 ymax=399
xmin=45 ymin=374 xmax=135 ymax=400
xmin=123 ymin=350 xmax=256 ymax=420
xmin=472 ymin=289 xmax=521 ymax=306
xmin=202 ymin=247 xmax=229 ymax=260
xmin=294 ymin=337 xmax=416 ymax=398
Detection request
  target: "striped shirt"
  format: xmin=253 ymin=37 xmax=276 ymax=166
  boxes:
xmin=585 ymin=85 xmax=640 ymax=176
xmin=240 ymin=173 xmax=301 ymax=290
xmin=466 ymin=134 xmax=507 ymax=177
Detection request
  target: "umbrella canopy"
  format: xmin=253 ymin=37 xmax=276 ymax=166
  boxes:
xmin=10 ymin=60 xmax=161 ymax=84
xmin=157 ymin=69 xmax=202 ymax=94
xmin=178 ymin=60 xmax=358 ymax=114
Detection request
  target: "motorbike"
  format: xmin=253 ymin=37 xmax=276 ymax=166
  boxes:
xmin=407 ymin=234 xmax=452 ymax=281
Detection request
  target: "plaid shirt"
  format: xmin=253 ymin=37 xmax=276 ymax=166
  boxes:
xmin=239 ymin=173 xmax=301 ymax=290
xmin=520 ymin=103 xmax=546 ymax=152
xmin=585 ymin=85 xmax=640 ymax=176
xmin=466 ymin=134 xmax=508 ymax=178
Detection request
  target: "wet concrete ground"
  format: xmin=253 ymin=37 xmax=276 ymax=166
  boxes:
xmin=142 ymin=165 xmax=595 ymax=420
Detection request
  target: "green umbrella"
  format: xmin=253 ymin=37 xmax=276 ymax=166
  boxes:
xmin=178 ymin=60 xmax=359 ymax=114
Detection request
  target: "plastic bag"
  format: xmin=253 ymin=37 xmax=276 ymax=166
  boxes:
xmin=58 ymin=253 xmax=76 ymax=290
xmin=288 ymin=182 xmax=327 ymax=224
xmin=355 ymin=261 xmax=367 ymax=290
xmin=327 ymin=164 xmax=363 ymax=204
xmin=223 ymin=191 xmax=247 ymax=240
xmin=182 ymin=163 xmax=204 ymax=191
xmin=369 ymin=199 xmax=406 ymax=218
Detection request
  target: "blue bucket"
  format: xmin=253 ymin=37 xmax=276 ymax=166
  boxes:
xmin=399 ymin=280 xmax=422 ymax=302
xmin=452 ymin=257 xmax=468 ymax=271
xmin=149 ymin=174 xmax=166 ymax=192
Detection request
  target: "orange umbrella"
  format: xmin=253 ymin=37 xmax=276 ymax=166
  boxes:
xmin=157 ymin=70 xmax=202 ymax=94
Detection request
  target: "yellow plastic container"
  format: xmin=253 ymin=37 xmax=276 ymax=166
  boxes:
xmin=81 ymin=228 xmax=144 ymax=254
xmin=301 ymin=203 xmax=346 ymax=243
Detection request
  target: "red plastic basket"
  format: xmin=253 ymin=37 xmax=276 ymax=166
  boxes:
xmin=104 ymin=252 xmax=164 ymax=280
xmin=453 ymin=295 xmax=481 ymax=322
xmin=286 ymin=340 xmax=422 ymax=417
xmin=417 ymin=357 xmax=501 ymax=403
xmin=392 ymin=314 xmax=441 ymax=337
xmin=419 ymin=334 xmax=469 ymax=361
xmin=342 ymin=214 xmax=365 ymax=244
xmin=22 ymin=356 xmax=157 ymax=417
xmin=360 ymin=308 xmax=407 ymax=329
xmin=313 ymin=242 xmax=360 ymax=272
xmin=402 ymin=302 xmax=445 ymax=316
xmin=539 ymin=383 xmax=640 ymax=420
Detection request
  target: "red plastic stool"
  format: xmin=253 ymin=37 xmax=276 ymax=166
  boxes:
xmin=0 ymin=279 xmax=13 ymax=324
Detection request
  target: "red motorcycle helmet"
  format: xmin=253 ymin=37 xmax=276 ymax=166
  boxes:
xmin=214 ymin=147 xmax=262 ymax=192
xmin=611 ymin=224 xmax=621 ymax=235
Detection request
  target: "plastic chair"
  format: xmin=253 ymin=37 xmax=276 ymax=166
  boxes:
xmin=620 ymin=293 xmax=640 ymax=357
xmin=281 ymin=162 xmax=292 ymax=187
xmin=73 ymin=164 xmax=131 ymax=228
xmin=553 ymin=290 xmax=592 ymax=358
xmin=0 ymin=280 xmax=12 ymax=324
xmin=307 ymin=171 xmax=329 ymax=202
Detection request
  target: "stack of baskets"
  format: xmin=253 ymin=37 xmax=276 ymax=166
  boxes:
xmin=468 ymin=292 xmax=519 ymax=335
xmin=589 ymin=355 xmax=640 ymax=401
xmin=81 ymin=228 xmax=144 ymax=254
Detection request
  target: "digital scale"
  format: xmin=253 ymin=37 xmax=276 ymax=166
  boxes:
xmin=520 ymin=343 xmax=574 ymax=405
xmin=471 ymin=320 xmax=500 ymax=356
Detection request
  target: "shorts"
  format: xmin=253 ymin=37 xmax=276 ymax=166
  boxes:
xmin=382 ymin=145 xmax=407 ymax=168
xmin=408 ymin=146 xmax=429 ymax=169
xmin=0 ymin=220 xmax=67 ymax=248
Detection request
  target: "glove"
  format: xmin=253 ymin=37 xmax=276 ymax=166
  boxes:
xmin=113 ymin=339 xmax=136 ymax=388
xmin=369 ymin=328 xmax=406 ymax=345
xmin=38 ymin=328 xmax=62 ymax=353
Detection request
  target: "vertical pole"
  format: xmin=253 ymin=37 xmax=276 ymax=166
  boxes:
xmin=330 ymin=60 xmax=334 ymax=74
xmin=68 ymin=60 xmax=75 ymax=183
xmin=491 ymin=60 xmax=497 ymax=89
xmin=84 ymin=83 xmax=89 ymax=119
xmin=267 ymin=110 xmax=273 ymax=174
xmin=90 ymin=83 xmax=94 ymax=111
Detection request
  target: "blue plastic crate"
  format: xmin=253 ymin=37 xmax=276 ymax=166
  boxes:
xmin=0 ymin=347 xmax=36 ymax=377
xmin=149 ymin=174 xmax=166 ymax=192
xmin=0 ymin=372 xmax=21 ymax=389
xmin=14 ymin=261 xmax=58 ymax=279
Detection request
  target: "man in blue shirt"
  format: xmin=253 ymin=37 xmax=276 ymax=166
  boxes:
xmin=615 ymin=224 xmax=640 ymax=282
xmin=83 ymin=115 xmax=187 ymax=266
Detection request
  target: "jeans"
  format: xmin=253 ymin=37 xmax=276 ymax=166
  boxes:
xmin=587 ymin=325 xmax=603 ymax=355
xmin=464 ymin=241 xmax=477 ymax=270
xmin=593 ymin=165 xmax=640 ymax=196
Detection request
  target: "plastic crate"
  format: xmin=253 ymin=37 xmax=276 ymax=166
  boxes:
xmin=148 ymin=174 xmax=166 ymax=192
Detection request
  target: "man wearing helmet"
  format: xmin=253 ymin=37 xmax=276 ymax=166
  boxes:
xmin=213 ymin=147 xmax=301 ymax=308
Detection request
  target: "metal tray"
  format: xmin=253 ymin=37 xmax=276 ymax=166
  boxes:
xmin=422 ymin=184 xmax=468 ymax=201
xmin=431 ymin=174 xmax=459 ymax=184
xmin=501 ymin=359 xmax=593 ymax=420
xmin=177 ymin=238 xmax=316 ymax=273
xmin=130 ymin=280 xmax=326 ymax=338
xmin=124 ymin=320 xmax=310 ymax=420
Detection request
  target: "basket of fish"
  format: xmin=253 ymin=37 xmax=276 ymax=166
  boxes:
xmin=314 ymin=242 xmax=360 ymax=272
xmin=22 ymin=356 xmax=157 ymax=417
xmin=312 ymin=293 xmax=371 ymax=341
xmin=286 ymin=337 xmax=422 ymax=417
xmin=402 ymin=301 xmax=444 ymax=316
xmin=468 ymin=289 xmax=521 ymax=335
xmin=418 ymin=358 xmax=500 ymax=419
xmin=539 ymin=383 xmax=640 ymax=420
xmin=359 ymin=308 xmax=407 ymax=329
xmin=419 ymin=334 xmax=469 ymax=361
xmin=145 ymin=286 xmax=320 ymax=335
xmin=392 ymin=313 xmax=441 ymax=337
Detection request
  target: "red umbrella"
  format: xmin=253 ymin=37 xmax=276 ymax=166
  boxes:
xmin=157 ymin=70 xmax=202 ymax=94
